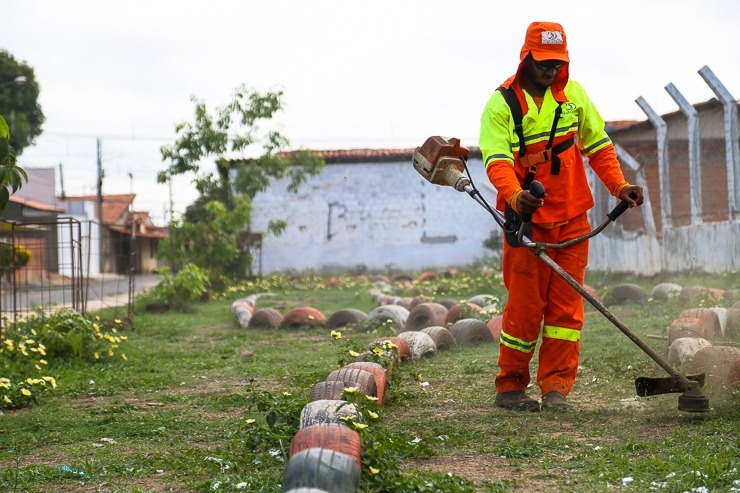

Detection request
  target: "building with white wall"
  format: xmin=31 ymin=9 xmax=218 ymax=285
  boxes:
xmin=249 ymin=149 xmax=498 ymax=275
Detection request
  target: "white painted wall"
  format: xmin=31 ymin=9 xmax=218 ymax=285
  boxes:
xmin=250 ymin=158 xmax=500 ymax=274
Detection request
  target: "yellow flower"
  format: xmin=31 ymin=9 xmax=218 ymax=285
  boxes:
xmin=25 ymin=339 xmax=35 ymax=345
xmin=330 ymin=330 xmax=342 ymax=340
xmin=349 ymin=350 xmax=359 ymax=357
xmin=121 ymin=353 xmax=128 ymax=361
xmin=3 ymin=395 xmax=11 ymax=404
xmin=43 ymin=377 xmax=57 ymax=388
xmin=353 ymin=423 xmax=368 ymax=430
xmin=114 ymin=319 xmax=122 ymax=325
xmin=365 ymin=395 xmax=378 ymax=402
xmin=94 ymin=352 xmax=100 ymax=360
xmin=343 ymin=387 xmax=358 ymax=394
xmin=39 ymin=359 xmax=48 ymax=365
xmin=368 ymin=410 xmax=379 ymax=419
xmin=245 ymin=418 xmax=256 ymax=425
xmin=370 ymin=467 xmax=380 ymax=475
xmin=282 ymin=391 xmax=291 ymax=396
xmin=108 ymin=350 xmax=114 ymax=357
xmin=20 ymin=388 xmax=31 ymax=396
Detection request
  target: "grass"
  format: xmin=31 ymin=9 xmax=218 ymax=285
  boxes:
xmin=1 ymin=269 xmax=738 ymax=492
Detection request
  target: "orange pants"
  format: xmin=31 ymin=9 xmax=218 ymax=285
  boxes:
xmin=495 ymin=213 xmax=590 ymax=396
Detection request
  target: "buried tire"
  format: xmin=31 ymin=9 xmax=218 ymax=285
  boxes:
xmin=450 ymin=318 xmax=494 ymax=347
xmin=299 ymin=400 xmax=359 ymax=428
xmin=325 ymin=309 xmax=368 ymax=330
xmin=325 ymin=368 xmax=378 ymax=398
xmin=289 ymin=424 xmax=363 ymax=468
xmin=247 ymin=308 xmax=283 ymax=329
xmin=344 ymin=361 xmax=388 ymax=404
xmin=405 ymin=302 xmax=449 ymax=331
xmin=283 ymin=448 xmax=361 ymax=493
xmin=421 ymin=326 xmax=457 ymax=351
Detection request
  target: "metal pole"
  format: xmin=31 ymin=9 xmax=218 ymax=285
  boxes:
xmin=636 ymin=96 xmax=672 ymax=230
xmin=698 ymin=65 xmax=739 ymax=220
xmin=665 ymin=83 xmax=702 ymax=224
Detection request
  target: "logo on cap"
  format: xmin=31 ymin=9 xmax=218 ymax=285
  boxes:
xmin=541 ymin=31 xmax=564 ymax=45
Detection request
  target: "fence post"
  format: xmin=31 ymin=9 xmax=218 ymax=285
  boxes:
xmin=636 ymin=96 xmax=671 ymax=231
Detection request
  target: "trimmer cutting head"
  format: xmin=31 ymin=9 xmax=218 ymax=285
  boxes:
xmin=635 ymin=374 xmax=709 ymax=413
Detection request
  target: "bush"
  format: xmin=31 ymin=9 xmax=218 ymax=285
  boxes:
xmin=146 ymin=263 xmax=208 ymax=312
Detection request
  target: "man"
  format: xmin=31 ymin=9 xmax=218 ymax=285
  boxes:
xmin=479 ymin=21 xmax=644 ymax=411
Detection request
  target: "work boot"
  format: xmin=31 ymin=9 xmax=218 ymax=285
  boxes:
xmin=495 ymin=390 xmax=540 ymax=411
xmin=541 ymin=391 xmax=570 ymax=410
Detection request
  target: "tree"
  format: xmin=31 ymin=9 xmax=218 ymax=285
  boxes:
xmin=0 ymin=115 xmax=27 ymax=215
xmin=0 ymin=51 xmax=44 ymax=155
xmin=158 ymin=84 xmax=324 ymax=280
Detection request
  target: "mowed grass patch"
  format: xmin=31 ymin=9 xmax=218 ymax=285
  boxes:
xmin=0 ymin=271 xmax=737 ymax=492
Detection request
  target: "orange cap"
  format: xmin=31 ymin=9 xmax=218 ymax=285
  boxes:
xmin=520 ymin=22 xmax=569 ymax=62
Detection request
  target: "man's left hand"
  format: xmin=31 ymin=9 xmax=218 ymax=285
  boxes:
xmin=619 ymin=185 xmax=644 ymax=207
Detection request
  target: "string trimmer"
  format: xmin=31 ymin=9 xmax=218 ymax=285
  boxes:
xmin=411 ymin=136 xmax=709 ymax=413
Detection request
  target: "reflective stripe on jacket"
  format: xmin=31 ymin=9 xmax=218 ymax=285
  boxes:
xmin=479 ymin=79 xmax=627 ymax=225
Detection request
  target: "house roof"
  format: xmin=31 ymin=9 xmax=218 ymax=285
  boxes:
xmin=9 ymin=195 xmax=64 ymax=212
xmin=62 ymin=193 xmax=135 ymax=225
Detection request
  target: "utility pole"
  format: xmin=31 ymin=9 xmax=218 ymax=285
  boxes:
xmin=96 ymin=138 xmax=104 ymax=273
xmin=58 ymin=163 xmax=66 ymax=199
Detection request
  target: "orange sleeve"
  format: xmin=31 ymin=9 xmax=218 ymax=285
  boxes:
xmin=486 ymin=159 xmax=523 ymax=212
xmin=587 ymin=144 xmax=629 ymax=197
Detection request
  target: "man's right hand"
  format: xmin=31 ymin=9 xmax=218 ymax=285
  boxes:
xmin=516 ymin=189 xmax=546 ymax=215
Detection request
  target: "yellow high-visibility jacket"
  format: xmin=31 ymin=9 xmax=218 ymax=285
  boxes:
xmin=479 ymin=78 xmax=628 ymax=225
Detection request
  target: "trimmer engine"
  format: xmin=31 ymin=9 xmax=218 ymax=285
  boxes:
xmin=412 ymin=136 xmax=471 ymax=191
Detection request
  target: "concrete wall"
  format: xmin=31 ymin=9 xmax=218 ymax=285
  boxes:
xmin=250 ymin=158 xmax=499 ymax=274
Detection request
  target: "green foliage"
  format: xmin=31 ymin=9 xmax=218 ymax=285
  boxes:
xmin=158 ymin=84 xmax=324 ymax=218
xmin=147 ymin=263 xmax=208 ymax=312
xmin=0 ymin=309 xmax=127 ymax=409
xmin=0 ymin=114 xmax=27 ymax=215
xmin=156 ymin=84 xmax=324 ymax=283
xmin=157 ymin=199 xmax=251 ymax=286
xmin=0 ymin=51 xmax=45 ymax=155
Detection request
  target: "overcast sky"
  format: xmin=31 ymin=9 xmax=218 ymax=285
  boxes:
xmin=3 ymin=0 xmax=739 ymax=225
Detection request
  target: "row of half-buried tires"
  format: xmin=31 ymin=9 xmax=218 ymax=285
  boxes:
xmin=281 ymin=322 xmax=498 ymax=492
xmin=242 ymin=300 xmax=503 ymax=335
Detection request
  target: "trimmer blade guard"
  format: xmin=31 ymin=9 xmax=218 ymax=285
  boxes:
xmin=634 ymin=373 xmax=705 ymax=397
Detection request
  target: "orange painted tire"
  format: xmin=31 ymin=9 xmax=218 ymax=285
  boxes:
xmin=280 ymin=307 xmax=327 ymax=329
xmin=299 ymin=400 xmax=359 ymax=428
xmin=405 ymin=302 xmax=449 ymax=331
xmin=283 ymin=448 xmax=361 ymax=493
xmin=247 ymin=308 xmax=283 ymax=329
xmin=344 ymin=362 xmax=388 ymax=404
xmin=487 ymin=315 xmax=503 ymax=340
xmin=450 ymin=318 xmax=494 ymax=347
xmin=325 ymin=368 xmax=377 ymax=398
xmin=444 ymin=303 xmax=482 ymax=325
xmin=421 ymin=326 xmax=457 ymax=351
xmin=289 ymin=424 xmax=362 ymax=468
xmin=678 ymin=308 xmax=721 ymax=339
xmin=326 ymin=309 xmax=368 ymax=330
xmin=372 ymin=336 xmax=412 ymax=362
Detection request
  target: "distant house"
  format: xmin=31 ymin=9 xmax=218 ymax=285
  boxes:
xmin=1 ymin=194 xmax=64 ymax=282
xmin=59 ymin=194 xmax=169 ymax=274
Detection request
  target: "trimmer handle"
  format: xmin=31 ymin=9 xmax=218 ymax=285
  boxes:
xmin=606 ymin=193 xmax=638 ymax=222
xmin=522 ymin=180 xmax=545 ymax=223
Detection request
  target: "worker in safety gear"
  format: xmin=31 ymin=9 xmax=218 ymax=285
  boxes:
xmin=479 ymin=21 xmax=644 ymax=411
